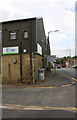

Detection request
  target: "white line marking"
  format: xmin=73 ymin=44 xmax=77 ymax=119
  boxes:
xmin=0 ymin=105 xmax=77 ymax=112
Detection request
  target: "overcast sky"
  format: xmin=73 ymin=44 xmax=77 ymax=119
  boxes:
xmin=0 ymin=0 xmax=76 ymax=57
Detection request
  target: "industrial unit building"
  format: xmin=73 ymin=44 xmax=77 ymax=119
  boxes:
xmin=2 ymin=17 xmax=50 ymax=84
xmin=0 ymin=24 xmax=2 ymax=75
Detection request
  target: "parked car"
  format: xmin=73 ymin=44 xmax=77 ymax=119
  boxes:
xmin=62 ymin=62 xmax=66 ymax=68
xmin=57 ymin=65 xmax=61 ymax=69
xmin=73 ymin=65 xmax=77 ymax=68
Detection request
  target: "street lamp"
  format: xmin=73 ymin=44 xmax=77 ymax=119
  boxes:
xmin=47 ymin=30 xmax=59 ymax=54
xmin=46 ymin=30 xmax=59 ymax=71
xmin=66 ymin=49 xmax=71 ymax=57
xmin=48 ymin=30 xmax=59 ymax=36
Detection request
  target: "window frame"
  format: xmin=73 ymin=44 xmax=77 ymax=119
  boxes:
xmin=23 ymin=31 xmax=28 ymax=39
xmin=0 ymin=31 xmax=2 ymax=42
xmin=9 ymin=31 xmax=17 ymax=40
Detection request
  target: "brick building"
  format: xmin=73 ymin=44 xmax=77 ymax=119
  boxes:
xmin=0 ymin=44 xmax=1 ymax=74
xmin=2 ymin=17 xmax=50 ymax=84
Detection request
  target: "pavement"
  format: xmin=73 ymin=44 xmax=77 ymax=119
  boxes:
xmin=25 ymin=69 xmax=74 ymax=88
xmin=36 ymin=70 xmax=74 ymax=87
xmin=0 ymin=68 xmax=75 ymax=87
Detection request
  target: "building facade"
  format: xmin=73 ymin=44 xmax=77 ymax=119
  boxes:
xmin=2 ymin=17 xmax=50 ymax=84
xmin=0 ymin=23 xmax=2 ymax=75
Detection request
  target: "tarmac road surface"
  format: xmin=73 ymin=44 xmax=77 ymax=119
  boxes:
xmin=1 ymin=68 xmax=77 ymax=118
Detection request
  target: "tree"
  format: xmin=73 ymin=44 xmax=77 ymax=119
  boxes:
xmin=72 ymin=56 xmax=77 ymax=58
xmin=67 ymin=56 xmax=71 ymax=58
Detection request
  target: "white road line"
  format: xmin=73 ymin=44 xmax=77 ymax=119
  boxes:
xmin=0 ymin=105 xmax=77 ymax=112
xmin=23 ymin=108 xmax=43 ymax=110
xmin=0 ymin=105 xmax=43 ymax=110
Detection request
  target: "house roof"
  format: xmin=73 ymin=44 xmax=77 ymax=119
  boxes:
xmin=1 ymin=17 xmax=42 ymax=24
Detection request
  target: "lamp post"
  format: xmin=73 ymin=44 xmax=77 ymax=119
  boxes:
xmin=48 ymin=30 xmax=59 ymax=37
xmin=66 ymin=49 xmax=71 ymax=57
xmin=47 ymin=30 xmax=59 ymax=54
xmin=66 ymin=49 xmax=71 ymax=66
xmin=46 ymin=30 xmax=59 ymax=71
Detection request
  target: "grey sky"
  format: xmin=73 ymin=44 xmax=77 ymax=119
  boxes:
xmin=0 ymin=0 xmax=76 ymax=57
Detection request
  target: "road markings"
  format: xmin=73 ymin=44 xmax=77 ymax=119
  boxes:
xmin=72 ymin=78 xmax=77 ymax=82
xmin=0 ymin=104 xmax=77 ymax=112
xmin=61 ymin=83 xmax=72 ymax=87
xmin=0 ymin=82 xmax=73 ymax=89
xmin=27 ymin=83 xmax=72 ymax=89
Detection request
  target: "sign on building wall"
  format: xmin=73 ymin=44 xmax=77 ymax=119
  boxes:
xmin=3 ymin=46 xmax=19 ymax=55
xmin=37 ymin=43 xmax=42 ymax=55
xmin=47 ymin=55 xmax=56 ymax=62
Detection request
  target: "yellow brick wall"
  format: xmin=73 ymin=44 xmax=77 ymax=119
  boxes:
xmin=2 ymin=53 xmax=43 ymax=84
xmin=2 ymin=54 xmax=31 ymax=84
xmin=34 ymin=54 xmax=43 ymax=80
xmin=2 ymin=55 xmax=20 ymax=83
xmin=22 ymin=54 xmax=31 ymax=83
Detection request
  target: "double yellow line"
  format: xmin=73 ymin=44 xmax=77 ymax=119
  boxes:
xmin=0 ymin=104 xmax=77 ymax=112
xmin=72 ymin=78 xmax=77 ymax=82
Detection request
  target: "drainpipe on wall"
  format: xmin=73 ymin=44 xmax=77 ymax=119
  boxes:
xmin=30 ymin=52 xmax=35 ymax=84
xmin=19 ymin=41 xmax=23 ymax=83
xmin=8 ymin=63 xmax=11 ymax=83
xmin=30 ymin=52 xmax=32 ymax=83
xmin=32 ymin=52 xmax=35 ymax=84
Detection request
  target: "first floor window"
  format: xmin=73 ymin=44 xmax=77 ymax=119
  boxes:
xmin=24 ymin=31 xmax=28 ymax=39
xmin=10 ymin=32 xmax=16 ymax=40
xmin=0 ymin=31 xmax=2 ymax=42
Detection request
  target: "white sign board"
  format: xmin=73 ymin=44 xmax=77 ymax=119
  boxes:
xmin=37 ymin=43 xmax=42 ymax=55
xmin=3 ymin=46 xmax=19 ymax=55
xmin=47 ymin=55 xmax=56 ymax=62
xmin=51 ymin=55 xmax=56 ymax=59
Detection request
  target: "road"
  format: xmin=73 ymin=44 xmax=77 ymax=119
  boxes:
xmin=58 ymin=68 xmax=76 ymax=79
xmin=1 ymin=68 xmax=77 ymax=118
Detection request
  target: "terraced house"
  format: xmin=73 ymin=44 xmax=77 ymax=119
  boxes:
xmin=2 ymin=17 xmax=50 ymax=84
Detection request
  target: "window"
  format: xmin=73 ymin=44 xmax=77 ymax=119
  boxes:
xmin=24 ymin=31 xmax=28 ymax=39
xmin=0 ymin=31 xmax=2 ymax=42
xmin=10 ymin=32 xmax=16 ymax=40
